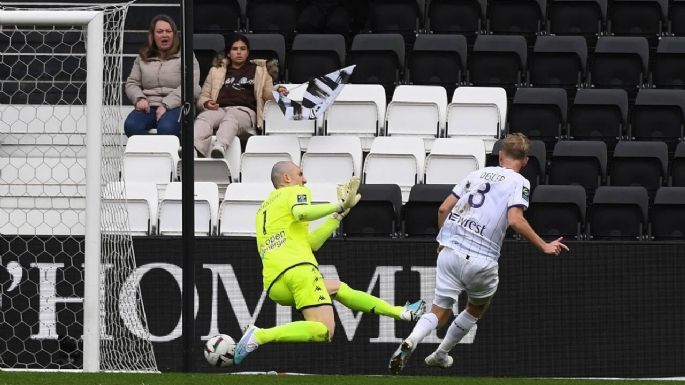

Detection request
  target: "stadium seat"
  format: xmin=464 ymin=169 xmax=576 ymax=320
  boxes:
xmin=219 ymin=183 xmax=273 ymax=236
xmin=547 ymin=0 xmax=606 ymax=43
xmin=385 ymin=85 xmax=448 ymax=150
xmin=446 ymin=86 xmax=507 ymax=151
xmin=528 ymin=35 xmax=587 ymax=91
xmin=609 ymin=141 xmax=668 ymax=199
xmin=589 ymin=36 xmax=649 ymax=95
xmin=652 ymin=37 xmax=685 ymax=88
xmin=487 ymin=0 xmax=546 ymax=43
xmin=408 ymin=34 xmax=467 ymax=95
xmin=607 ymin=0 xmax=666 ymax=45
xmin=102 ymin=181 xmax=158 ymax=236
xmin=244 ymin=33 xmax=286 ymax=80
xmin=468 ymin=35 xmax=528 ymax=95
xmin=673 ymin=142 xmax=685 ymax=187
xmin=508 ymin=87 xmax=567 ymax=152
xmin=182 ymin=158 xmax=232 ymax=198
xmin=341 ymin=184 xmax=402 ymax=238
xmin=629 ymin=89 xmax=685 ymax=152
xmin=240 ymin=135 xmax=301 ymax=183
xmin=122 ymin=135 xmax=180 ymax=184
xmin=670 ymin=0 xmax=685 ymax=36
xmin=246 ymin=0 xmax=297 ymax=38
xmin=125 ymin=3 xmax=181 ymax=31
xmin=323 ymin=84 xmax=386 ymax=151
xmin=488 ymin=138 xmax=547 ymax=192
xmin=549 ymin=140 xmax=607 ymax=198
xmin=287 ymin=34 xmax=345 ymax=84
xmin=193 ymin=34 xmax=225 ymax=84
xmin=262 ymin=83 xmax=318 ymax=150
xmin=589 ymin=186 xmax=649 ymax=240
xmin=193 ymin=0 xmax=241 ymax=34
xmin=402 ymin=184 xmax=454 ymax=238
xmin=567 ymin=88 xmax=628 ymax=151
xmin=650 ymin=187 xmax=685 ymax=240
xmin=363 ymin=137 xmax=426 ymax=202
xmin=367 ymin=0 xmax=421 ymax=39
xmin=425 ymin=138 xmax=486 ymax=185
xmin=346 ymin=33 xmax=405 ymax=98
xmin=158 ymin=182 xmax=219 ymax=236
xmin=301 ymin=136 xmax=362 ymax=184
xmin=427 ymin=0 xmax=485 ymax=42
xmin=525 ymin=184 xmax=587 ymax=239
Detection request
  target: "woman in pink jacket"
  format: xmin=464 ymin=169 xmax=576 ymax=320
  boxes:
xmin=124 ymin=14 xmax=200 ymax=137
xmin=194 ymin=34 xmax=288 ymax=158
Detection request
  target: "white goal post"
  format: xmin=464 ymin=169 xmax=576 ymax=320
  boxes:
xmin=0 ymin=6 xmax=157 ymax=372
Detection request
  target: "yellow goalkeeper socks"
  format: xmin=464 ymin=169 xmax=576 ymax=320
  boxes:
xmin=254 ymin=321 xmax=330 ymax=344
xmin=334 ymin=282 xmax=403 ymax=319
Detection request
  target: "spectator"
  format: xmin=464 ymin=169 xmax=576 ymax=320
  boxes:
xmin=124 ymin=14 xmax=200 ymax=137
xmin=194 ymin=34 xmax=287 ymax=159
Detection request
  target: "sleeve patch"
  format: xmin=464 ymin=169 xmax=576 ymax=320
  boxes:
xmin=297 ymin=194 xmax=308 ymax=204
xmin=522 ymin=186 xmax=530 ymax=202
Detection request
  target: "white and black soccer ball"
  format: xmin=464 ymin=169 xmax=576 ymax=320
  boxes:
xmin=204 ymin=334 xmax=236 ymax=367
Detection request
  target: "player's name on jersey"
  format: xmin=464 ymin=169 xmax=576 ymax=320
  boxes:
xmin=479 ymin=171 xmax=506 ymax=182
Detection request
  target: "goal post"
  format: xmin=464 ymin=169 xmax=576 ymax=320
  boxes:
xmin=0 ymin=5 xmax=157 ymax=372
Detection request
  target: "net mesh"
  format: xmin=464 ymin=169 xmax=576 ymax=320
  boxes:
xmin=0 ymin=3 xmax=157 ymax=371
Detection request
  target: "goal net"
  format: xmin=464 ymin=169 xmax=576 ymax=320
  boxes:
xmin=0 ymin=4 xmax=157 ymax=372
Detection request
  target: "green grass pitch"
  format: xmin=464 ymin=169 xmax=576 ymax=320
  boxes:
xmin=2 ymin=373 xmax=685 ymax=385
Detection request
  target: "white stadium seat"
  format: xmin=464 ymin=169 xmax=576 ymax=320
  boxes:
xmin=425 ymin=138 xmax=486 ymax=185
xmin=102 ymin=181 xmax=159 ymax=235
xmin=219 ymin=182 xmax=273 ymax=236
xmin=386 ymin=85 xmax=447 ymax=150
xmin=301 ymin=136 xmax=362 ymax=184
xmin=446 ymin=87 xmax=507 ymax=152
xmin=324 ymin=84 xmax=386 ymax=151
xmin=158 ymin=182 xmax=219 ymax=236
xmin=123 ymin=135 xmax=180 ymax=184
xmin=364 ymin=137 xmax=426 ymax=202
xmin=240 ymin=135 xmax=301 ymax=183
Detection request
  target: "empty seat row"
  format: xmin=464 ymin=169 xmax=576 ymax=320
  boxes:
xmin=180 ymin=0 xmax=685 ymax=43
xmin=102 ymin=179 xmax=685 ymax=241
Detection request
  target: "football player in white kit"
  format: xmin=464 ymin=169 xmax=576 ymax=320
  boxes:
xmin=389 ymin=133 xmax=569 ymax=374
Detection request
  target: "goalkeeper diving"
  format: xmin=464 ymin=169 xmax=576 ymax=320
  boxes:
xmin=233 ymin=161 xmax=426 ymax=365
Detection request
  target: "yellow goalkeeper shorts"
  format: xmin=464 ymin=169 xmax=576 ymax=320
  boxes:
xmin=268 ymin=263 xmax=332 ymax=311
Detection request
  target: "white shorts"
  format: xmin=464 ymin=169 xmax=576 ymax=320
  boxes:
xmin=433 ymin=247 xmax=499 ymax=309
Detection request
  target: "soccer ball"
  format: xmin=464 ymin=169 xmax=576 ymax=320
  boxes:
xmin=204 ymin=334 xmax=236 ymax=367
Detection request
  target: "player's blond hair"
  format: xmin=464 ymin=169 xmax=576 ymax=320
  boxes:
xmin=501 ymin=133 xmax=529 ymax=160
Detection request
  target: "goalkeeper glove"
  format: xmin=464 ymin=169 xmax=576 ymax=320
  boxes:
xmin=334 ymin=176 xmax=362 ymax=213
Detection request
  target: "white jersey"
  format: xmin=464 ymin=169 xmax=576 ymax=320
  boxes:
xmin=436 ymin=166 xmax=530 ymax=261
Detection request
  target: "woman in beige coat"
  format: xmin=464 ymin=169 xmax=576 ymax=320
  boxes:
xmin=124 ymin=14 xmax=200 ymax=137
xmin=194 ymin=34 xmax=288 ymax=158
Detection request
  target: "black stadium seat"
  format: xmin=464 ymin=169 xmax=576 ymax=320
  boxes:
xmin=408 ymin=34 xmax=467 ymax=95
xmin=528 ymin=35 xmax=587 ymax=91
xmin=402 ymin=184 xmax=454 ymax=238
xmin=342 ymin=184 xmax=402 ymax=238
xmin=469 ymin=35 xmax=527 ymax=95
xmin=652 ymin=37 xmax=685 ymax=88
xmin=508 ymin=87 xmax=567 ymax=152
xmin=650 ymin=187 xmax=685 ymax=240
xmin=608 ymin=0 xmax=667 ymax=45
xmin=488 ymin=0 xmax=546 ymax=43
xmin=526 ymin=184 xmax=587 ymax=239
xmin=244 ymin=33 xmax=286 ymax=81
xmin=426 ymin=0 xmax=485 ymax=44
xmin=287 ymin=34 xmax=345 ymax=83
xmin=609 ymin=141 xmax=668 ymax=200
xmin=567 ymin=88 xmax=628 ymax=151
xmin=549 ymin=140 xmax=607 ymax=198
xmin=589 ymin=186 xmax=649 ymax=240
xmin=629 ymin=89 xmax=685 ymax=153
xmin=246 ymin=0 xmax=297 ymax=38
xmin=547 ymin=0 xmax=606 ymax=44
xmin=193 ymin=34 xmax=225 ymax=83
xmin=193 ymin=0 xmax=241 ymax=34
xmin=347 ymin=33 xmax=404 ymax=98
xmin=589 ymin=36 xmax=649 ymax=95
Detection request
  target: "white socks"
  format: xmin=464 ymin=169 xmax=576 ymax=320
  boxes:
xmin=406 ymin=312 xmax=439 ymax=346
xmin=437 ymin=310 xmax=478 ymax=354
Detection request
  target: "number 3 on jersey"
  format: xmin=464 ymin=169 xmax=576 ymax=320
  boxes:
xmin=468 ymin=182 xmax=491 ymax=208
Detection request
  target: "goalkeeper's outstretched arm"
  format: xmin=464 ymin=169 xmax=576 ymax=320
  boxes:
xmin=290 ymin=203 xmax=342 ymax=251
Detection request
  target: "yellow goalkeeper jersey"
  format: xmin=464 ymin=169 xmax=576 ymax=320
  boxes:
xmin=256 ymin=185 xmax=318 ymax=291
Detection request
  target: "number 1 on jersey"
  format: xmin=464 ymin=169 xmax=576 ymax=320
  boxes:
xmin=262 ymin=210 xmax=267 ymax=235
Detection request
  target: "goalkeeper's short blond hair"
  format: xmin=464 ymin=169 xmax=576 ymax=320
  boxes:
xmin=501 ymin=133 xmax=530 ymax=160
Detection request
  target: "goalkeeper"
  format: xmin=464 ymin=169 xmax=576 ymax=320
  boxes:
xmin=233 ymin=161 xmax=426 ymax=364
